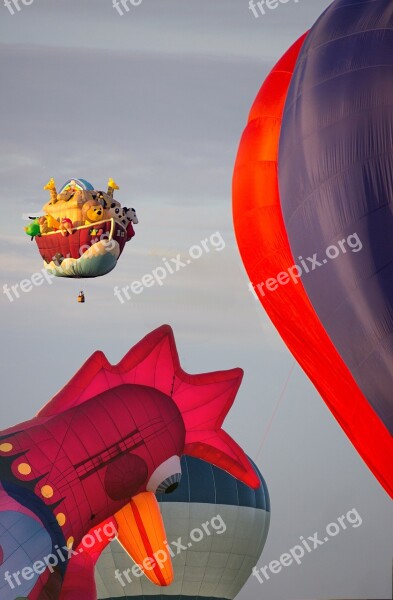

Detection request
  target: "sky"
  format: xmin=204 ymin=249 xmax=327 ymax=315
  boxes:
xmin=0 ymin=1 xmax=392 ymax=599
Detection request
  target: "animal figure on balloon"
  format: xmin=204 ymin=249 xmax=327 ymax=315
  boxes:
xmin=24 ymin=177 xmax=139 ymax=280
xmin=233 ymin=0 xmax=393 ymax=497
xmin=0 ymin=325 xmax=260 ymax=600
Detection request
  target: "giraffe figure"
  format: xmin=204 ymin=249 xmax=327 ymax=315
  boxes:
xmin=43 ymin=177 xmax=58 ymax=204
xmin=107 ymin=178 xmax=119 ymax=197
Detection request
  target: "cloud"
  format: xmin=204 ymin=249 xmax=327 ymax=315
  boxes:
xmin=0 ymin=42 xmax=271 ymax=209
xmin=0 ymin=0 xmax=332 ymax=60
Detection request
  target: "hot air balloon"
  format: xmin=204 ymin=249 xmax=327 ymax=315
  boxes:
xmin=232 ymin=0 xmax=393 ymax=498
xmin=0 ymin=325 xmax=259 ymax=600
xmin=93 ymin=455 xmax=270 ymax=600
xmin=24 ymin=177 xmax=138 ymax=279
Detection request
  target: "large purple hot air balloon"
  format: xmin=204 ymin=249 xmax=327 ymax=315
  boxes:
xmin=233 ymin=0 xmax=393 ymax=498
xmin=278 ymin=0 xmax=393 ymax=437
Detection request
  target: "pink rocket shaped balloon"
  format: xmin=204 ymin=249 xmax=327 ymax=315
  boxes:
xmin=0 ymin=325 xmax=258 ymax=599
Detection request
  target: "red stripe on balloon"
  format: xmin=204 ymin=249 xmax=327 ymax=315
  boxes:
xmin=130 ymin=499 xmax=167 ymax=587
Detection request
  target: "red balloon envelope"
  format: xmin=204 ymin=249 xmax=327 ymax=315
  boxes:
xmin=232 ymin=30 xmax=393 ymax=498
